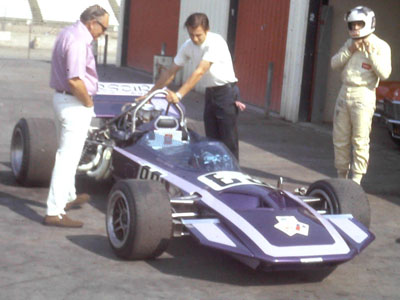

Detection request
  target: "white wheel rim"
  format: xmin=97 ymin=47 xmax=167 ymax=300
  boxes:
xmin=107 ymin=190 xmax=131 ymax=249
xmin=10 ymin=127 xmax=24 ymax=176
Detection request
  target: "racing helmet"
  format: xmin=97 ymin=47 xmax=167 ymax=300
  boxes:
xmin=345 ymin=6 xmax=375 ymax=39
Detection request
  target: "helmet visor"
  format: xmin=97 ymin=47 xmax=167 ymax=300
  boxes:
xmin=347 ymin=20 xmax=365 ymax=30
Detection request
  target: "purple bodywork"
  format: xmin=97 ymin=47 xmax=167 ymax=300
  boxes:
xmin=93 ymin=84 xmax=375 ymax=271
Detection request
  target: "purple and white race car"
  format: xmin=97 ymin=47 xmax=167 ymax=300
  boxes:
xmin=10 ymin=83 xmax=374 ymax=272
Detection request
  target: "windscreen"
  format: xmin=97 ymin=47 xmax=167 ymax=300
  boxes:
xmin=138 ymin=131 xmax=240 ymax=173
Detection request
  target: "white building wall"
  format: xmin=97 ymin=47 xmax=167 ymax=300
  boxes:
xmin=116 ymin=0 xmax=126 ymax=67
xmin=177 ymin=0 xmax=230 ymax=93
xmin=280 ymin=0 xmax=310 ymax=122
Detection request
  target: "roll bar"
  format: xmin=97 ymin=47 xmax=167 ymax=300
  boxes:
xmin=130 ymin=89 xmax=186 ymax=133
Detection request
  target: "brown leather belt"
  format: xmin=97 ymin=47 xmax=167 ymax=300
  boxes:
xmin=56 ymin=90 xmax=73 ymax=95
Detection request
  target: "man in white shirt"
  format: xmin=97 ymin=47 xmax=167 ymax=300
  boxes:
xmin=144 ymin=13 xmax=245 ymax=160
xmin=331 ymin=6 xmax=391 ymax=184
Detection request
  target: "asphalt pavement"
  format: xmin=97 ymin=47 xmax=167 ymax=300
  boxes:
xmin=0 ymin=58 xmax=399 ymax=300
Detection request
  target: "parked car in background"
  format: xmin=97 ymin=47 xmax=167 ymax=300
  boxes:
xmin=375 ymin=81 xmax=400 ymax=146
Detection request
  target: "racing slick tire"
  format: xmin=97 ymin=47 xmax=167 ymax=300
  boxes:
xmin=106 ymin=179 xmax=172 ymax=260
xmin=306 ymin=178 xmax=371 ymax=228
xmin=10 ymin=118 xmax=57 ymax=186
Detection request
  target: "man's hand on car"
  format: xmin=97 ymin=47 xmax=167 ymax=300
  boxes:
xmin=166 ymin=89 xmax=180 ymax=104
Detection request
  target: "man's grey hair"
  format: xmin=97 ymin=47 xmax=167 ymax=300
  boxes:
xmin=80 ymin=5 xmax=108 ymax=23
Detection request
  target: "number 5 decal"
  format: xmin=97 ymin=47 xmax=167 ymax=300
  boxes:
xmin=198 ymin=171 xmax=265 ymax=191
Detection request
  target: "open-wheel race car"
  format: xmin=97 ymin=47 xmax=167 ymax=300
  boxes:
xmin=10 ymin=83 xmax=374 ymax=272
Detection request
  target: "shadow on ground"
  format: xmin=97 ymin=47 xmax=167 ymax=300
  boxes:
xmin=147 ymin=237 xmax=335 ymax=285
xmin=0 ymin=191 xmax=45 ymax=223
xmin=66 ymin=232 xmax=335 ymax=285
xmin=66 ymin=234 xmax=118 ymax=261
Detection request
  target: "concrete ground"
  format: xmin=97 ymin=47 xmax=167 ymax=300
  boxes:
xmin=0 ymin=49 xmax=399 ymax=300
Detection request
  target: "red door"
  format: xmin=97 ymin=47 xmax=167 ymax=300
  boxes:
xmin=234 ymin=0 xmax=290 ymax=111
xmin=126 ymin=0 xmax=180 ymax=73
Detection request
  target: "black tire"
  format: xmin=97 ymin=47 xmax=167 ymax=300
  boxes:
xmin=306 ymin=178 xmax=371 ymax=228
xmin=10 ymin=118 xmax=57 ymax=186
xmin=106 ymin=179 xmax=172 ymax=260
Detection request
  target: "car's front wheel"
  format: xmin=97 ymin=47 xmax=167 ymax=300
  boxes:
xmin=106 ymin=179 xmax=172 ymax=260
xmin=306 ymin=178 xmax=371 ymax=228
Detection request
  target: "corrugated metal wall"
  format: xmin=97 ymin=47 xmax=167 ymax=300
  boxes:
xmin=178 ymin=0 xmax=230 ymax=92
xmin=126 ymin=0 xmax=180 ymax=73
xmin=234 ymin=0 xmax=290 ymax=111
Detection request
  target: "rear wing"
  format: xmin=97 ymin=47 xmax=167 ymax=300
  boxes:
xmin=93 ymin=82 xmax=154 ymax=117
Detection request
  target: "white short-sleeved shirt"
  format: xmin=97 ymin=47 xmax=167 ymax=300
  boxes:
xmin=174 ymin=31 xmax=237 ymax=87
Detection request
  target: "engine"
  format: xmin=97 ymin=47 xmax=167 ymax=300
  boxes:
xmin=77 ymin=122 xmax=114 ymax=181
xmin=77 ymin=102 xmax=163 ymax=181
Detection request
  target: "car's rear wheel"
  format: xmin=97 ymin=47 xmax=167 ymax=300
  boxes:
xmin=106 ymin=179 xmax=172 ymax=260
xmin=10 ymin=118 xmax=57 ymax=186
xmin=306 ymin=178 xmax=371 ymax=228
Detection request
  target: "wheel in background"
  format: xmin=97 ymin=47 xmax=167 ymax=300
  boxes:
xmin=10 ymin=118 xmax=57 ymax=186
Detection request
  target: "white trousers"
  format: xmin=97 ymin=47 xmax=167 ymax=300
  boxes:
xmin=332 ymin=85 xmax=376 ymax=176
xmin=46 ymin=93 xmax=94 ymax=216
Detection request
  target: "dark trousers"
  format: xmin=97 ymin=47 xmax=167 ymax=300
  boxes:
xmin=204 ymin=84 xmax=239 ymax=160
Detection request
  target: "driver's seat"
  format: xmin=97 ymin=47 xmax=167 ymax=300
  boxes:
xmin=154 ymin=116 xmax=179 ymax=130
xmin=154 ymin=115 xmax=189 ymax=142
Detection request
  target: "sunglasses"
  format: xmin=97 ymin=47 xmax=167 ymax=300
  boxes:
xmin=96 ymin=20 xmax=108 ymax=33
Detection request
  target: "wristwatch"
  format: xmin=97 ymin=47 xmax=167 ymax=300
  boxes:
xmin=175 ymin=92 xmax=183 ymax=101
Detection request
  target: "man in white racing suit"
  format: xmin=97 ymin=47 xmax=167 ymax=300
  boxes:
xmin=331 ymin=6 xmax=391 ymax=184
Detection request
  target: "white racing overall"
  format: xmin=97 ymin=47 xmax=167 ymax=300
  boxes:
xmin=331 ymin=33 xmax=391 ymax=183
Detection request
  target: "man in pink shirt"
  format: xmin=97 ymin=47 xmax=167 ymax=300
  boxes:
xmin=44 ymin=5 xmax=109 ymax=228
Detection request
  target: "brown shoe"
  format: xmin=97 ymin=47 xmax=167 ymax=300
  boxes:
xmin=65 ymin=193 xmax=90 ymax=211
xmin=43 ymin=214 xmax=83 ymax=228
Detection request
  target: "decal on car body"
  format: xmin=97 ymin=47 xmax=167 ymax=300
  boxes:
xmin=137 ymin=165 xmax=166 ymax=182
xmin=198 ymin=171 xmax=266 ymax=191
xmin=274 ymin=216 xmax=309 ymax=237
xmin=97 ymin=82 xmax=154 ymax=96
